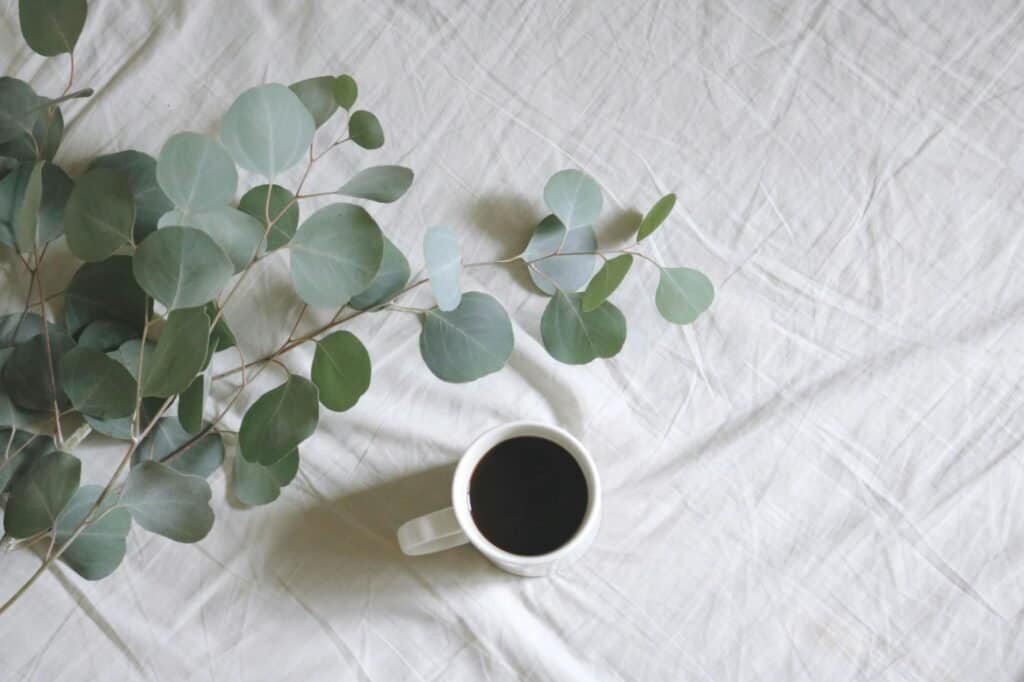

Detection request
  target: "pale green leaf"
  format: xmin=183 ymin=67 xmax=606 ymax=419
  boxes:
xmin=132 ymin=225 xmax=233 ymax=309
xmin=120 ymin=461 xmax=214 ymax=543
xmin=419 ymin=292 xmax=513 ymax=383
xmin=231 ymin=448 xmax=299 ymax=506
xmin=350 ymin=237 xmax=410 ymax=310
xmin=220 ymin=84 xmax=315 ymax=178
xmin=336 ymin=166 xmax=413 ymax=203
xmin=156 ymin=132 xmax=237 ymax=213
xmin=133 ymin=418 xmax=224 ymax=478
xmin=424 ymin=225 xmax=461 ymax=311
xmin=177 ymin=206 xmax=263 ymax=272
xmin=543 ymin=169 xmax=602 ymax=231
xmin=526 ymin=220 xmax=597 ymax=296
xmin=655 ymin=267 xmax=715 ymax=324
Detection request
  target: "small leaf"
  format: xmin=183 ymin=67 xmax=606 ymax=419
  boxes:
xmin=289 ymin=203 xmax=384 ymax=308
xmin=133 ymin=418 xmax=224 ymax=478
xmin=133 ymin=225 xmax=234 ymax=310
xmin=350 ymin=237 xmax=410 ymax=310
xmin=177 ymin=340 xmax=215 ymax=434
xmin=76 ymin=319 xmax=139 ymax=351
xmin=64 ymin=167 xmax=136 ymax=261
xmin=525 ymin=219 xmax=597 ymax=296
xmin=424 ymin=225 xmax=462 ymax=311
xmin=178 ymin=206 xmax=264 ymax=272
xmin=60 ymin=346 xmax=136 ymax=418
xmin=220 ymin=84 xmax=315 ymax=179
xmin=0 ymin=428 xmax=55 ymax=492
xmin=231 ymin=448 xmax=299 ymax=506
xmin=0 ymin=78 xmax=40 ymax=144
xmin=289 ymin=76 xmax=338 ymax=128
xmin=120 ymin=461 xmax=214 ymax=543
xmin=348 ymin=110 xmax=384 ymax=149
xmin=543 ymin=169 xmax=602 ymax=231
xmin=333 ymin=75 xmax=358 ymax=110
xmin=541 ymin=291 xmax=626 ymax=365
xmin=238 ymin=184 xmax=298 ymax=251
xmin=636 ymin=193 xmax=676 ymax=241
xmin=582 ymin=254 xmax=632 ymax=311
xmin=64 ymin=255 xmax=148 ymax=337
xmin=18 ymin=0 xmax=87 ymax=57
xmin=239 ymin=375 xmax=319 ymax=465
xmin=0 ymin=312 xmax=43 ymax=348
xmin=141 ymin=307 xmax=210 ymax=398
xmin=4 ymin=450 xmax=80 ymax=539
xmin=54 ymin=485 xmax=131 ymax=580
xmin=419 ymin=292 xmax=513 ymax=383
xmin=655 ymin=267 xmax=715 ymax=324
xmin=156 ymin=132 xmax=237 ymax=213
xmin=89 ymin=150 xmax=173 ymax=243
xmin=1 ymin=324 xmax=75 ymax=412
xmin=205 ymin=303 xmax=236 ymax=351
xmin=336 ymin=166 xmax=413 ymax=203
xmin=312 ymin=331 xmax=371 ymax=412
xmin=13 ymin=161 xmax=42 ymax=253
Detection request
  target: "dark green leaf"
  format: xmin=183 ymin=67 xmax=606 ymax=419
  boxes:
xmin=0 ymin=428 xmax=54 ymax=492
xmin=54 ymin=484 xmax=131 ymax=580
xmin=64 ymin=167 xmax=136 ymax=261
xmin=133 ymin=418 xmax=223 ymax=478
xmin=64 ymin=255 xmax=148 ymax=337
xmin=350 ymin=237 xmax=410 ymax=310
xmin=239 ymin=375 xmax=318 ymax=465
xmin=419 ymin=292 xmax=514 ymax=383
xmin=120 ymin=461 xmax=214 ymax=543
xmin=289 ymin=76 xmax=338 ymax=128
xmin=60 ymin=346 xmax=136 ymax=418
xmin=1 ymin=324 xmax=75 ymax=411
xmin=541 ymin=291 xmax=626 ymax=365
xmin=582 ymin=254 xmax=632 ymax=311
xmin=312 ymin=331 xmax=371 ymax=412
xmin=231 ymin=448 xmax=298 ymax=506
xmin=220 ymin=84 xmax=314 ymax=179
xmin=239 ymin=184 xmax=298 ymax=251
xmin=18 ymin=0 xmax=87 ymax=56
xmin=636 ymin=193 xmax=676 ymax=241
xmin=13 ymin=161 xmax=42 ymax=253
xmin=333 ymin=75 xmax=358 ymax=109
xmin=0 ymin=106 xmax=63 ymax=162
xmin=0 ymin=161 xmax=71 ymax=249
xmin=336 ymin=166 xmax=413 ymax=203
xmin=133 ymin=225 xmax=233 ymax=309
xmin=76 ymin=319 xmax=139 ymax=351
xmin=4 ymin=450 xmax=80 ymax=538
xmin=141 ymin=307 xmax=210 ymax=398
xmin=0 ymin=78 xmax=40 ymax=144
xmin=655 ymin=267 xmax=714 ymax=324
xmin=348 ymin=110 xmax=384 ymax=150
xmin=89 ymin=150 xmax=173 ymax=243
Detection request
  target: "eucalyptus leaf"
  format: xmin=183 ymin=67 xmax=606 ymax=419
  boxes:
xmin=289 ymin=76 xmax=338 ymax=128
xmin=60 ymin=346 xmax=136 ymax=418
xmin=85 ymin=395 xmax=160 ymax=441
xmin=90 ymin=150 xmax=173 ymax=243
xmin=18 ymin=0 xmax=87 ymax=56
xmin=333 ymin=75 xmax=358 ymax=109
xmin=312 ymin=331 xmax=371 ymax=412
xmin=239 ymin=184 xmax=298 ymax=251
xmin=54 ymin=484 xmax=131 ymax=580
xmin=133 ymin=225 xmax=234 ymax=309
xmin=636 ymin=193 xmax=676 ymax=241
xmin=541 ymin=291 xmax=626 ymax=365
xmin=220 ymin=84 xmax=315 ymax=178
xmin=419 ymin=292 xmax=513 ymax=383
xmin=0 ymin=384 xmax=32 ymax=430
xmin=120 ymin=461 xmax=214 ymax=543
xmin=1 ymin=324 xmax=75 ymax=411
xmin=4 ymin=450 xmax=80 ymax=539
xmin=180 ymin=206 xmax=264 ymax=272
xmin=543 ymin=169 xmax=602 ymax=231
xmin=231 ymin=448 xmax=299 ymax=506
xmin=156 ymin=132 xmax=237 ymax=213
xmin=424 ymin=225 xmax=462 ymax=311
xmin=582 ymin=254 xmax=632 ymax=311
xmin=76 ymin=319 xmax=139 ymax=351
xmin=141 ymin=307 xmax=210 ymax=398
xmin=133 ymin=418 xmax=224 ymax=478
xmin=0 ymin=312 xmax=43 ymax=348
xmin=0 ymin=428 xmax=54 ymax=492
xmin=64 ymin=167 xmax=136 ymax=261
xmin=655 ymin=267 xmax=715 ymax=324
xmin=0 ymin=161 xmax=72 ymax=249
xmin=64 ymin=255 xmax=148 ymax=336
xmin=349 ymin=110 xmax=384 ymax=150
xmin=13 ymin=161 xmax=42 ymax=253
xmin=337 ymin=166 xmax=413 ymax=203
xmin=107 ymin=338 xmax=154 ymax=382
xmin=0 ymin=78 xmax=40 ymax=144
xmin=205 ymin=303 xmax=236 ymax=351
xmin=0 ymin=106 xmax=63 ymax=162
xmin=178 ymin=338 xmax=216 ymax=434
xmin=239 ymin=375 xmax=319 ymax=465
xmin=289 ymin=203 xmax=383 ymax=308
xmin=350 ymin=237 xmax=410 ymax=310
xmin=527 ymin=222 xmax=597 ymax=295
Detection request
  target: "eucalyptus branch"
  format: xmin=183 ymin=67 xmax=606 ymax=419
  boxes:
xmin=131 ymin=305 xmax=151 ymax=440
xmin=31 ymin=246 xmax=63 ymax=447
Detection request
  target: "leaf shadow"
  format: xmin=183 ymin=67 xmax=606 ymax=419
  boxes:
xmin=464 ymin=194 xmax=539 ymax=294
xmin=599 ymin=208 xmax=643 ymax=247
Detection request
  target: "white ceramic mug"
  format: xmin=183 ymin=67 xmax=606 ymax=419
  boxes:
xmin=397 ymin=422 xmax=602 ymax=577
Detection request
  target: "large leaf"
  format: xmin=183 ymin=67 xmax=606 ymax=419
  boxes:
xmin=133 ymin=225 xmax=234 ymax=309
xmin=0 ymin=383 xmax=32 ymax=430
xmin=76 ymin=320 xmax=139 ymax=352
xmin=419 ymin=292 xmax=514 ymax=383
xmin=60 ymin=346 xmax=136 ymax=418
xmin=141 ymin=307 xmax=210 ymax=398
xmin=289 ymin=76 xmax=338 ymax=128
xmin=541 ymin=291 xmax=626 ymax=365
xmin=231 ymin=448 xmax=299 ymax=506
xmin=238 ymin=375 xmax=319 ymax=465
xmin=178 ymin=206 xmax=263 ymax=272
xmin=4 ymin=450 xmax=80 ymax=539
xmin=64 ymin=255 xmax=148 ymax=337
xmin=636 ymin=193 xmax=676 ymax=241
xmin=312 ymin=331 xmax=371 ymax=412
xmin=1 ymin=324 xmax=75 ymax=411
xmin=333 ymin=75 xmax=358 ymax=110
xmin=18 ymin=0 xmax=87 ymax=56
xmin=156 ymin=132 xmax=237 ymax=213
xmin=424 ymin=225 xmax=461 ymax=311
xmin=90 ymin=150 xmax=173 ymax=243
xmin=0 ymin=78 xmax=40 ymax=145
xmin=119 ymin=461 xmax=214 ymax=543
xmin=543 ymin=169 xmax=602 ymax=231
xmin=238 ymin=184 xmax=298 ymax=251
xmin=64 ymin=167 xmax=136 ymax=261
xmin=525 ymin=219 xmax=597 ymax=296
xmin=133 ymin=418 xmax=223 ymax=478
xmin=0 ymin=106 xmax=63 ymax=162
xmin=655 ymin=267 xmax=715 ymax=324
xmin=54 ymin=484 xmax=131 ymax=580
xmin=220 ymin=84 xmax=314 ymax=179
xmin=0 ymin=429 xmax=54 ymax=493
xmin=289 ymin=203 xmax=383 ymax=308
xmin=336 ymin=166 xmax=413 ymax=203
xmin=350 ymin=237 xmax=410 ymax=310
xmin=582 ymin=254 xmax=633 ymax=311
xmin=348 ymin=110 xmax=384 ymax=150
xmin=107 ymin=338 xmax=154 ymax=382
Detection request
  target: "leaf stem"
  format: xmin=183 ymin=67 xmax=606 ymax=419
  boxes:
xmin=32 ymin=246 xmax=63 ymax=448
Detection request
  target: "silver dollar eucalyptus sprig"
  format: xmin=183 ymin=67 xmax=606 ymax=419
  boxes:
xmin=0 ymin=0 xmax=714 ymax=612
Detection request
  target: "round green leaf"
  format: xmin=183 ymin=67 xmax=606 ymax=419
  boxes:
xmin=141 ymin=307 xmax=210 ymax=398
xmin=76 ymin=319 xmax=139 ymax=351
xmin=289 ymin=203 xmax=383 ymax=308
xmin=0 ymin=428 xmax=54 ymax=493
xmin=239 ymin=184 xmax=298 ymax=251
xmin=133 ymin=225 xmax=234 ymax=309
xmin=527 ymin=222 xmax=597 ymax=296
xmin=239 ymin=375 xmax=319 ymax=465
xmin=637 ymin=193 xmax=676 ymax=241
xmin=133 ymin=418 xmax=224 ymax=478
xmin=1 ymin=324 xmax=75 ymax=411
xmin=64 ymin=167 xmax=136 ymax=261
xmin=0 ymin=78 xmax=41 ymax=145
xmin=350 ymin=237 xmax=410 ymax=310
xmin=0 ymin=312 xmax=43 ymax=348
xmin=333 ymin=75 xmax=358 ymax=109
xmin=312 ymin=331 xmax=371 ymax=412
xmin=424 ymin=225 xmax=462 ymax=311
xmin=336 ymin=166 xmax=413 ymax=203
xmin=582 ymin=254 xmax=633 ymax=311
xmin=178 ymin=206 xmax=263 ymax=272
xmin=60 ymin=346 xmax=136 ymax=418
xmin=541 ymin=291 xmax=626 ymax=365
xmin=289 ymin=76 xmax=338 ymax=128
xmin=655 ymin=267 xmax=715 ymax=324
xmin=543 ymin=169 xmax=602 ymax=231
xmin=120 ymin=461 xmax=214 ymax=543
xmin=220 ymin=84 xmax=315 ymax=178
xmin=4 ymin=450 xmax=80 ymax=538
xmin=18 ymin=0 xmax=87 ymax=56
xmin=64 ymin=255 xmax=148 ymax=337
xmin=54 ymin=484 xmax=131 ymax=580
xmin=419 ymin=292 xmax=514 ymax=383
xmin=156 ymin=132 xmax=237 ymax=213
xmin=11 ymin=161 xmax=42 ymax=253
xmin=107 ymin=338 xmax=154 ymax=382
xmin=90 ymin=150 xmax=173 ymax=243
xmin=231 ymin=448 xmax=299 ymax=506
xmin=348 ymin=110 xmax=384 ymax=150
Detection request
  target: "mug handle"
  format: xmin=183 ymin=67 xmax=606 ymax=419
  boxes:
xmin=397 ymin=507 xmax=469 ymax=556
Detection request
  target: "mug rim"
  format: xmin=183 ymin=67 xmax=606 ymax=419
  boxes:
xmin=451 ymin=421 xmax=601 ymax=566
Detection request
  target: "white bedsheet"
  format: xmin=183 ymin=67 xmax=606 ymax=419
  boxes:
xmin=3 ymin=1 xmax=1024 ymax=679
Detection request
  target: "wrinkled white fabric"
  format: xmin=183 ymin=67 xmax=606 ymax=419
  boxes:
xmin=2 ymin=0 xmax=1024 ymax=679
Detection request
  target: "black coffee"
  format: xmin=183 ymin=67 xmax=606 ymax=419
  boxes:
xmin=468 ymin=436 xmax=588 ymax=556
